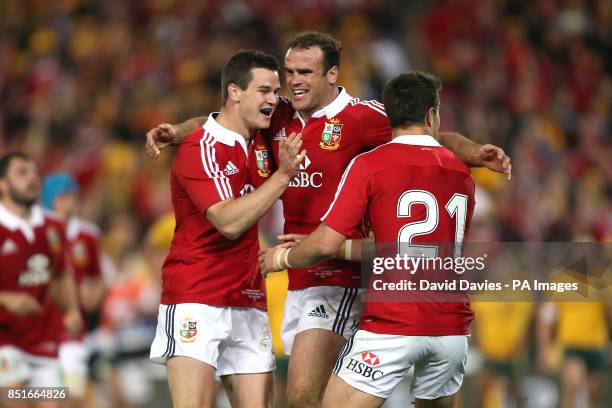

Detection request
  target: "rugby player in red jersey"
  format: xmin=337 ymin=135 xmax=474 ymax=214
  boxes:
xmin=0 ymin=152 xmax=82 ymax=406
xmin=42 ymin=172 xmax=106 ymax=407
xmin=148 ymin=50 xmax=305 ymax=408
xmin=260 ymin=71 xmax=475 ymax=408
xmin=146 ymin=32 xmax=510 ymax=407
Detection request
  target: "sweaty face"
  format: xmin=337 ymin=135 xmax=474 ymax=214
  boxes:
xmin=0 ymin=158 xmax=41 ymax=208
xmin=238 ymin=68 xmax=280 ymax=130
xmin=284 ymin=47 xmax=334 ymax=116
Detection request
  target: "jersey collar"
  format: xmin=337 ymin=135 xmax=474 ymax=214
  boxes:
xmin=203 ymin=113 xmax=248 ymax=155
xmin=309 ymin=87 xmax=352 ymax=119
xmin=390 ymin=135 xmax=441 ymax=147
xmin=0 ymin=203 xmax=45 ymax=242
xmin=66 ymin=216 xmax=81 ymax=240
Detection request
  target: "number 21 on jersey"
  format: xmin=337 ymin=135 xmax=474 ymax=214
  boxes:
xmin=397 ymin=190 xmax=468 ymax=258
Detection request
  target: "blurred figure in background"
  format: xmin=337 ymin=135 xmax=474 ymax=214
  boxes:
xmin=472 ymin=301 xmax=535 ymax=407
xmin=0 ymin=151 xmax=82 ymax=408
xmin=538 ymin=300 xmax=611 ymax=408
xmin=42 ymin=171 xmax=106 ymax=408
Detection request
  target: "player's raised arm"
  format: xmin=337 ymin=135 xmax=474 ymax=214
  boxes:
xmin=145 ymin=116 xmax=207 ymax=159
xmin=438 ymin=132 xmax=512 ymax=179
xmin=206 ymin=132 xmax=306 ymax=240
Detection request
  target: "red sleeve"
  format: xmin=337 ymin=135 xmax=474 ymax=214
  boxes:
xmin=321 ymin=156 xmax=371 ymax=237
xmin=174 ymin=131 xmax=234 ymax=212
xmin=360 ymin=100 xmax=391 ymax=149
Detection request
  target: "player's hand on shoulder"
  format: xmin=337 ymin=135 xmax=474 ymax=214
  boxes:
xmin=146 ymin=123 xmax=177 ymax=159
xmin=476 ymin=144 xmax=512 ymax=180
xmin=277 ymin=132 xmax=306 ymax=179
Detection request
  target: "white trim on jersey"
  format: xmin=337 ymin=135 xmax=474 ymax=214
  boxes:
xmin=321 ymin=138 xmax=397 ymax=222
xmin=357 ymin=100 xmax=387 ymax=117
xmin=0 ymin=204 xmax=45 ymax=243
xmin=390 ymin=135 xmax=441 ymax=147
xmin=321 ymin=156 xmax=359 ymax=221
xmin=203 ymin=113 xmax=248 ymax=155
xmin=310 ymin=87 xmax=352 ymax=119
xmin=66 ymin=217 xmax=100 ymax=240
xmin=199 ymin=132 xmax=233 ymax=201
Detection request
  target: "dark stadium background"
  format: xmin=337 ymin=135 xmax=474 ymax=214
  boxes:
xmin=1 ymin=0 xmax=610 ymax=407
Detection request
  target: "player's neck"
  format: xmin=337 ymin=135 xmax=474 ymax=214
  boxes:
xmin=216 ymin=109 xmax=254 ymax=143
xmin=1 ymin=197 xmax=32 ymax=220
xmin=298 ymin=86 xmax=339 ymax=121
xmin=391 ymin=126 xmax=438 ymax=141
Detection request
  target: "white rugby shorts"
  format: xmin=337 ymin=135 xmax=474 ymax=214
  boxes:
xmin=150 ymin=303 xmax=275 ymax=376
xmin=333 ymin=329 xmax=468 ymax=400
xmin=281 ymin=286 xmax=363 ymax=355
xmin=0 ymin=345 xmax=62 ymax=387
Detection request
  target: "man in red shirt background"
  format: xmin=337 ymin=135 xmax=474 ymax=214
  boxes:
xmin=42 ymin=172 xmax=106 ymax=408
xmin=0 ymin=152 xmax=82 ymax=404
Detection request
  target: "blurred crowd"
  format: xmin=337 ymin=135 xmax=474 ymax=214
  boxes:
xmin=1 ymin=0 xmax=611 ymax=407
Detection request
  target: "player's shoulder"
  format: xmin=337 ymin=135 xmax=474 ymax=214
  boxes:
xmin=175 ymin=126 xmax=226 ymax=165
xmin=42 ymin=208 xmax=65 ymax=229
xmin=69 ymin=217 xmax=101 ymax=239
xmin=272 ymin=96 xmax=295 ymax=122
xmin=345 ymin=142 xmax=391 ymax=172
xmin=345 ymin=96 xmax=387 ymax=120
xmin=182 ymin=126 xmax=207 ymax=146
xmin=438 ymin=146 xmax=472 ymax=174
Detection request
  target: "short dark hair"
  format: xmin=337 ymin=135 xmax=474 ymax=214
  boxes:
xmin=382 ymin=71 xmax=442 ymax=128
xmin=0 ymin=151 xmax=32 ymax=178
xmin=287 ymin=32 xmax=342 ymax=74
xmin=221 ymin=50 xmax=280 ymax=105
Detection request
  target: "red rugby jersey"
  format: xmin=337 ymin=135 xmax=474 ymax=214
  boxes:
xmin=0 ymin=204 xmax=66 ymax=356
xmin=161 ymin=113 xmax=268 ymax=309
xmin=322 ymin=135 xmax=475 ymax=335
xmin=267 ymin=88 xmax=390 ymax=290
xmin=65 ymin=217 xmax=102 ymax=285
xmin=52 ymin=216 xmax=104 ymax=343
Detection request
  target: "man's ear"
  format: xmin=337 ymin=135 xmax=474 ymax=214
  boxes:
xmin=327 ymin=66 xmax=339 ymax=86
xmin=227 ymin=84 xmax=241 ymax=103
xmin=425 ymin=107 xmax=435 ymax=128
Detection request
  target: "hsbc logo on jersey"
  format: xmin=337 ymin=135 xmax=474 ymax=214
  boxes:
xmin=345 ymin=351 xmax=384 ymax=380
xmin=289 ymin=154 xmax=323 ymax=188
xmin=18 ymin=254 xmax=51 ymax=287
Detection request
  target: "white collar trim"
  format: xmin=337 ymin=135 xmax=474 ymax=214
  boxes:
xmin=0 ymin=203 xmax=45 ymax=242
xmin=203 ymin=113 xmax=248 ymax=154
xmin=310 ymin=87 xmax=352 ymax=119
xmin=66 ymin=216 xmax=81 ymax=240
xmin=390 ymin=135 xmax=441 ymax=147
